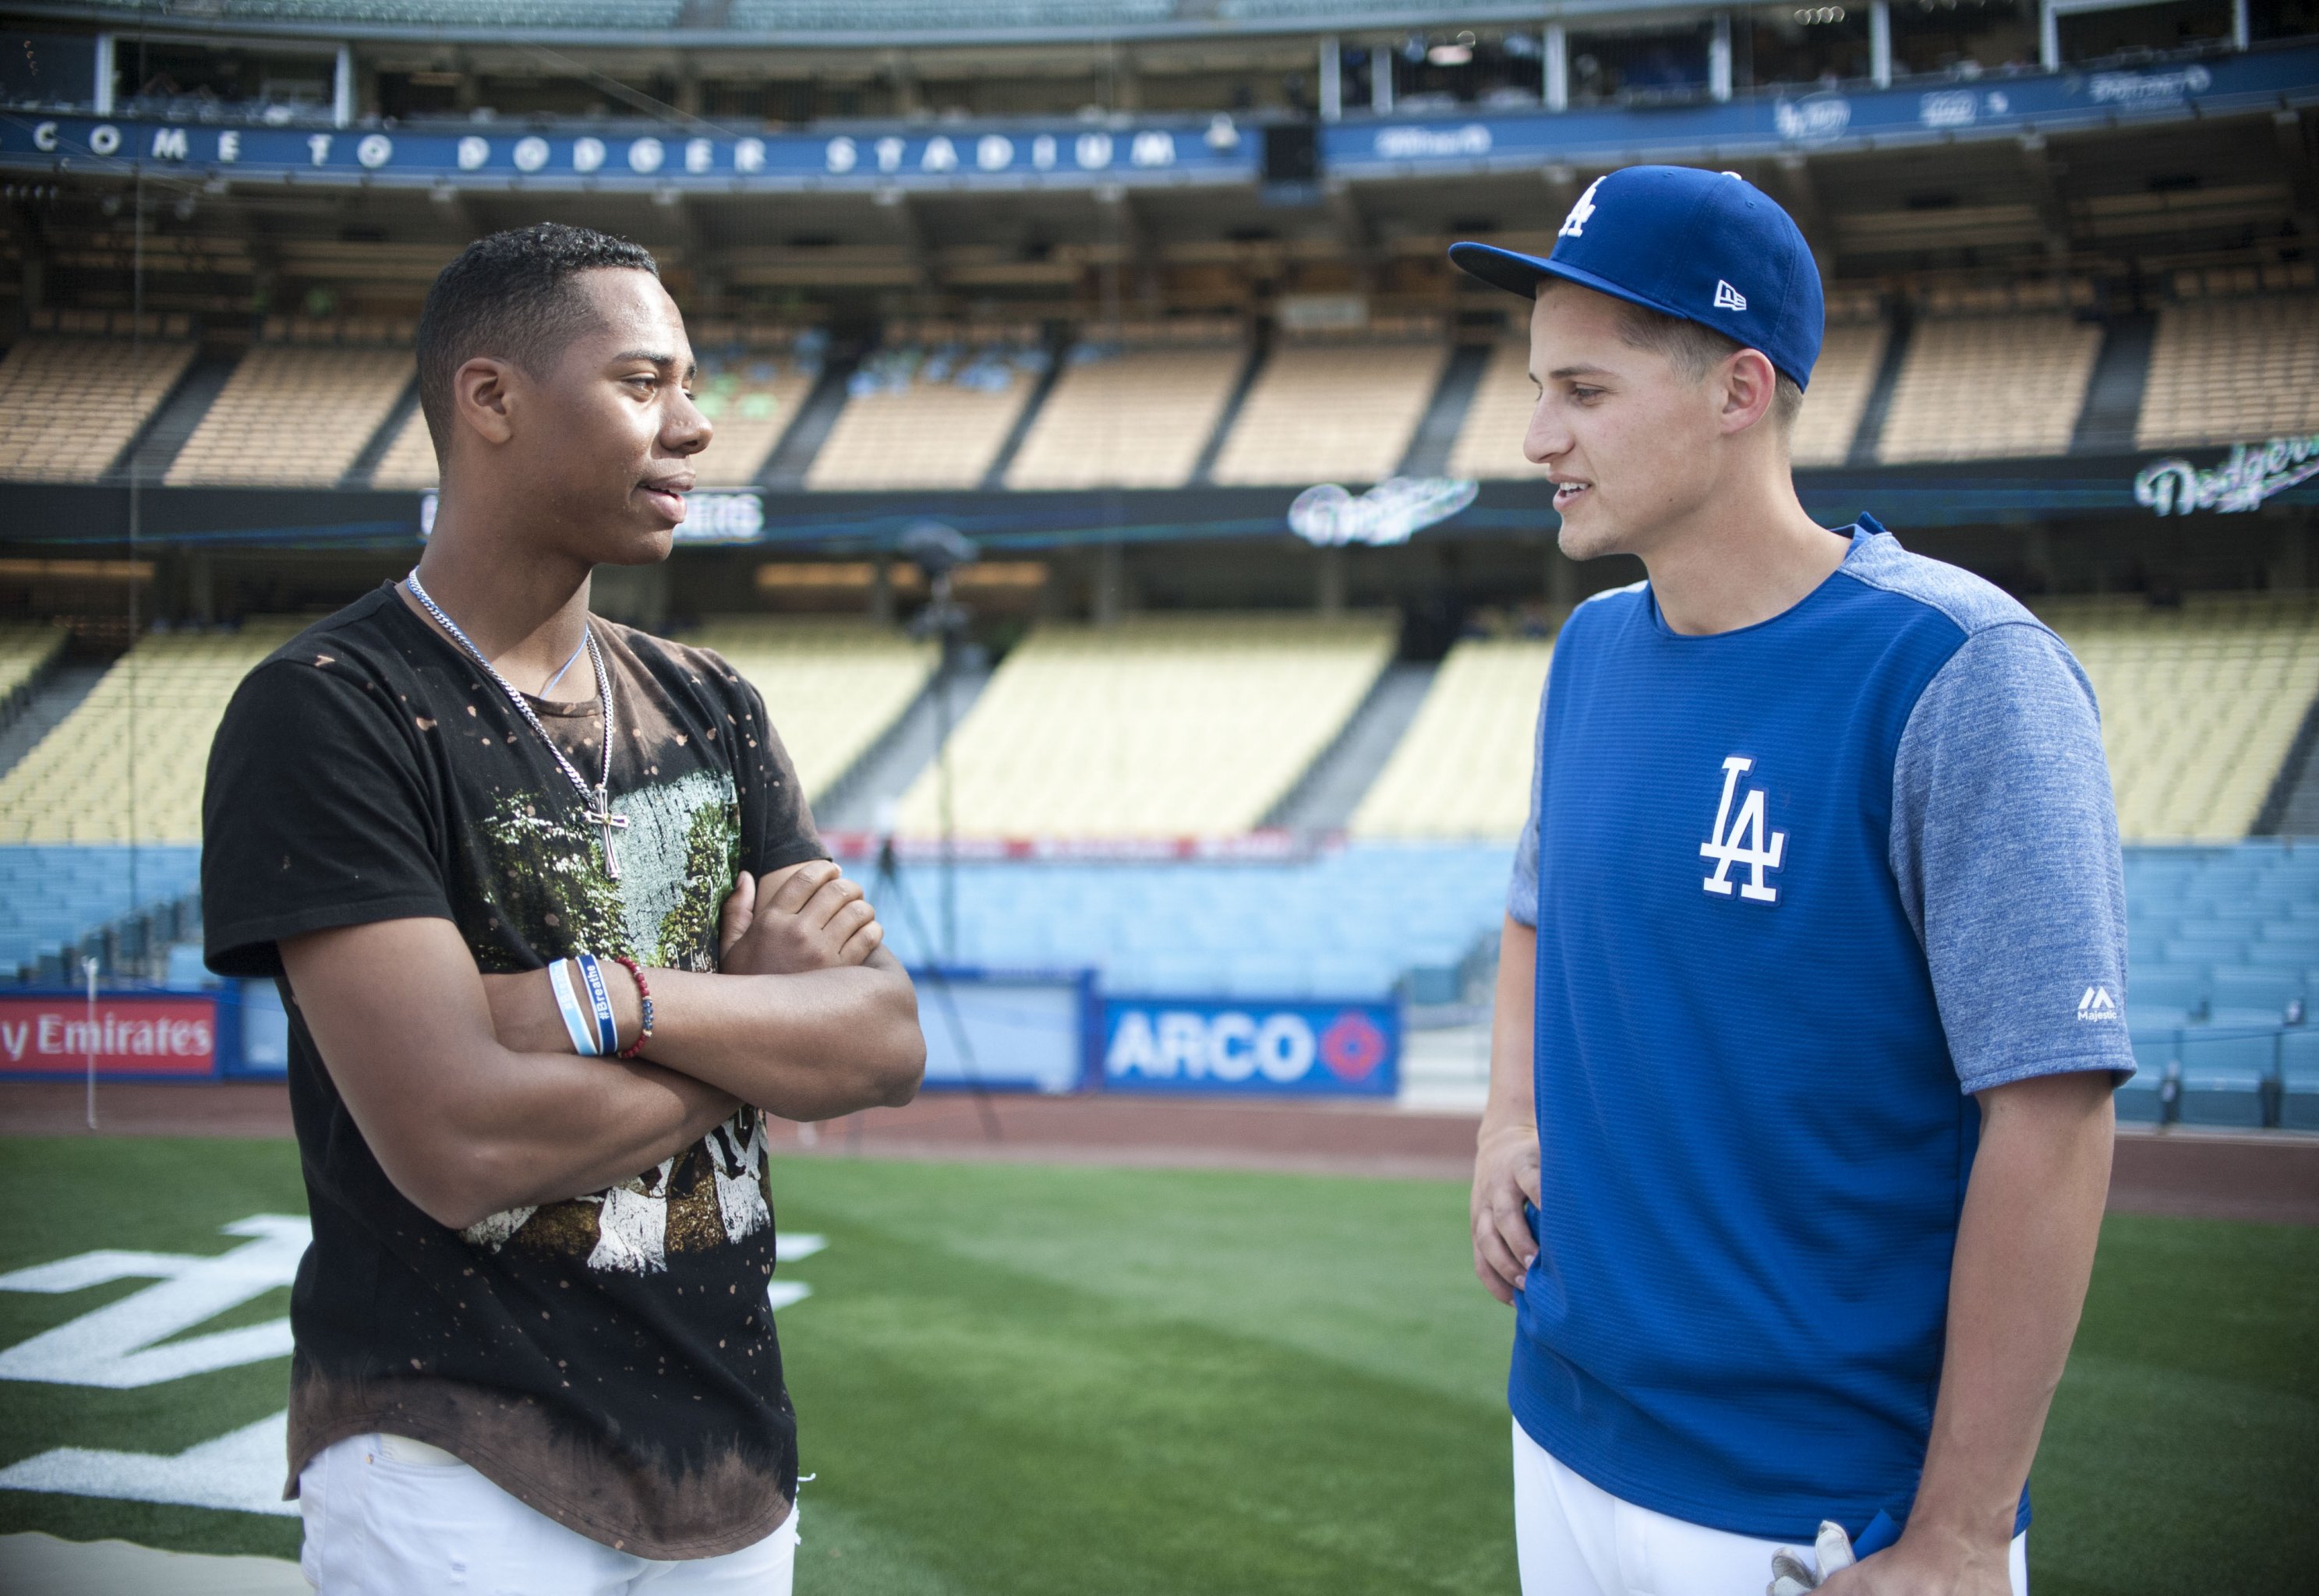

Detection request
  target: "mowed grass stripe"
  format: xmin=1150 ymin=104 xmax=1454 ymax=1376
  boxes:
xmin=2028 ymin=1212 xmax=2319 ymax=1596
xmin=776 ymin=1176 xmax=1513 ymax=1594
xmin=0 ymin=1139 xmax=2313 ymax=1594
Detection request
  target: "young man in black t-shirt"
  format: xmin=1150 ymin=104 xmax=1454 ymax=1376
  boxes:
xmin=203 ymin=224 xmax=925 ymax=1593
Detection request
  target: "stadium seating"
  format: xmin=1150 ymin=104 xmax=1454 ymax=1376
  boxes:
xmin=683 ymin=618 xmax=935 ymax=802
xmin=1446 ymin=309 xmax=1886 ymax=476
xmin=2035 ymin=595 xmax=2319 ymax=842
xmin=874 ymin=841 xmax=1515 ymax=999
xmin=0 ymin=330 xmax=196 ymax=484
xmin=688 ymin=334 xmax=823 ymax=489
xmin=2136 ymin=293 xmax=2319 ymax=450
xmin=2114 ymin=843 xmax=2317 ymax=1127
xmin=369 ymin=329 xmax=820 ymax=492
xmin=805 ymin=324 xmax=1048 ymax=491
xmin=732 ymin=0 xmax=1172 ymax=26
xmin=368 ymin=405 xmax=438 ymax=491
xmin=168 ymin=337 xmax=414 ymax=487
xmin=1351 ymin=636 xmax=1554 ymax=839
xmin=120 ymin=2 xmax=680 ymax=23
xmin=1005 ymin=324 xmax=1246 ymax=490
xmin=0 ymin=844 xmax=204 ymax=984
xmin=1875 ymin=312 xmax=2101 ymax=462
xmin=2283 ymin=1028 xmax=2319 ymax=1131
xmin=894 ymin=613 xmax=1395 ymax=839
xmin=1208 ymin=329 xmax=1448 ymax=486
xmin=0 ymin=622 xmax=302 ymax=844
xmin=0 ymin=624 xmax=68 ymax=716
xmin=1444 ymin=339 xmax=1544 ymax=482
xmin=1788 ymin=321 xmax=1889 ymax=468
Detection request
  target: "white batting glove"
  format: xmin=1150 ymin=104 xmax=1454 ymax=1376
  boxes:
xmin=1767 ymin=1520 xmax=1857 ymax=1596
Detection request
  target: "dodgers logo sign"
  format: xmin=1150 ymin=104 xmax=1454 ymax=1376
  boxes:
xmin=1101 ymin=999 xmax=1398 ymax=1097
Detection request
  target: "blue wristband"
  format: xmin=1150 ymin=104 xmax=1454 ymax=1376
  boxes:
xmin=574 ymin=952 xmax=619 ymax=1058
xmin=549 ymin=959 xmax=599 ymax=1056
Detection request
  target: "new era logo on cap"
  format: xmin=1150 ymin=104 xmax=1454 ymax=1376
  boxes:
xmin=1444 ymin=165 xmax=1826 ymax=390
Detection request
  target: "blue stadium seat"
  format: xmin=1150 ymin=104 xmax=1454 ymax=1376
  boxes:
xmin=0 ymin=846 xmax=204 ymax=980
xmin=2162 ymin=936 xmax=2248 ymax=966
xmin=2280 ymin=1030 xmax=2319 ymax=1132
xmin=2116 ymin=1040 xmax=2169 ymax=1125
xmin=2175 ymin=1031 xmax=2275 ymax=1128
xmin=2211 ymin=967 xmax=2305 ymax=1021
xmin=2243 ymin=942 xmax=2316 ymax=971
xmin=2126 ymin=969 xmax=2205 ymax=1025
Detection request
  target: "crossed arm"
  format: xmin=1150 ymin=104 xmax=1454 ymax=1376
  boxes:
xmin=1469 ymin=913 xmax=2114 ymax=1596
xmin=281 ymin=860 xmax=924 ymax=1231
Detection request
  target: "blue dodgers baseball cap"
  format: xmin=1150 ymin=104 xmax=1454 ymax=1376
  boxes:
xmin=1448 ymin=165 xmax=1824 ymax=390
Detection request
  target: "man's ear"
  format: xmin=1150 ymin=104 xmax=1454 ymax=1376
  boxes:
xmin=451 ymin=356 xmax=519 ymax=450
xmin=1715 ymin=348 xmax=1780 ymax=436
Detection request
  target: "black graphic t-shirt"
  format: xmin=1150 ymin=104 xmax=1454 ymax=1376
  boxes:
xmin=202 ymin=583 xmax=825 ymax=1559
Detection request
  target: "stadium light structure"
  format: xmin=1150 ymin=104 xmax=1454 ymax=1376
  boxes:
xmin=880 ymin=520 xmax=1000 ymax=1141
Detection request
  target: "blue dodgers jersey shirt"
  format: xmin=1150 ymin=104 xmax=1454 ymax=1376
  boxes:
xmin=1511 ymin=521 xmax=2131 ymax=1542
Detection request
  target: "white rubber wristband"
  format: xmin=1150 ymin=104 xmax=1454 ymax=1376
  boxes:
xmin=549 ymin=959 xmax=601 ymax=1056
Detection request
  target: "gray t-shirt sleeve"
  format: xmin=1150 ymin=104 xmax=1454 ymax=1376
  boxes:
xmin=1889 ymin=622 xmax=2135 ymax=1095
xmin=1507 ymin=679 xmax=1548 ymax=927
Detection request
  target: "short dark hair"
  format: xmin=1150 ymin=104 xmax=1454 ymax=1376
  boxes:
xmin=414 ymin=223 xmax=659 ymax=461
xmin=1541 ymin=278 xmax=1807 ymax=433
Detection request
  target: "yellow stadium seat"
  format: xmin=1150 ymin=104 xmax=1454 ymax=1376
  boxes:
xmin=0 ymin=622 xmax=303 ymax=842
xmin=1351 ymin=635 xmax=1556 ymax=840
xmin=1877 ymin=312 xmax=2100 ymax=463
xmin=894 ymin=613 xmax=1396 ymax=839
xmin=682 ymin=618 xmax=935 ymax=803
xmin=2135 ymin=295 xmax=2319 ymax=450
xmin=0 ymin=336 xmax=197 ymax=484
xmin=2036 ymin=594 xmax=2319 ymax=842
xmin=1210 ymin=338 xmax=1448 ymax=486
xmin=168 ymin=347 xmax=415 ymax=487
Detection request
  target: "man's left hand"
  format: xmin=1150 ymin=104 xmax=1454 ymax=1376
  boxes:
xmin=719 ymin=860 xmax=885 ymax=976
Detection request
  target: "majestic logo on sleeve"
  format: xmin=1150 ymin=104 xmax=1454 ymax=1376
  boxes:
xmin=1558 ymin=178 xmax=1602 ymax=238
xmin=1700 ymin=755 xmax=1787 ymax=904
xmin=2077 ymin=985 xmax=2119 ymax=1022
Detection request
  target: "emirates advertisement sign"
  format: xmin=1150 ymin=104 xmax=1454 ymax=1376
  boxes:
xmin=0 ymin=995 xmax=218 ymax=1079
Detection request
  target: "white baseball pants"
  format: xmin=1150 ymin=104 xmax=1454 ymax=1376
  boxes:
xmin=1515 ymin=1420 xmax=2027 ymax=1596
xmin=299 ymin=1432 xmax=799 ymax=1595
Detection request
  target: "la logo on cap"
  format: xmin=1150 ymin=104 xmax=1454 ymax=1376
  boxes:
xmin=1713 ymin=280 xmax=1748 ymax=312
xmin=1559 ymin=178 xmax=1602 ymax=239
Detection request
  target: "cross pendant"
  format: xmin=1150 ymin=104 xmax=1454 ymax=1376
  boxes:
xmin=585 ymin=783 xmax=631 ymax=881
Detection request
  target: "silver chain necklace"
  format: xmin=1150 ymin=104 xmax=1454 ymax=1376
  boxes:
xmin=404 ymin=569 xmax=629 ymax=880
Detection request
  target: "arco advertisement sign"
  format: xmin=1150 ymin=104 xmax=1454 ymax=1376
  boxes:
xmin=1100 ymin=998 xmax=1397 ymax=1097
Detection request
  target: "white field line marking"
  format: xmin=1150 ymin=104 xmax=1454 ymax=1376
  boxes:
xmin=0 ymin=1216 xmax=823 ymax=1517
xmin=0 ymin=1216 xmax=308 ymax=1389
xmin=0 ymin=1410 xmax=298 ymax=1517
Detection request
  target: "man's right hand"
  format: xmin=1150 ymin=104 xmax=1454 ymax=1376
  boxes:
xmin=718 ymin=860 xmax=886 ymax=976
xmin=1472 ymin=1118 xmax=1542 ymax=1306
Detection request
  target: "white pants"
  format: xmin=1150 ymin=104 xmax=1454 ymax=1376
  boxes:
xmin=299 ymin=1432 xmax=799 ymax=1595
xmin=1514 ymin=1421 xmax=2027 ymax=1596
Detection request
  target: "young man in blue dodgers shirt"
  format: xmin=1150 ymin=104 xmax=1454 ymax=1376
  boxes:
xmin=1451 ymin=167 xmax=2135 ymax=1596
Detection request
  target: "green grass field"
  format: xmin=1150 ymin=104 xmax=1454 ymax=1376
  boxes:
xmin=0 ymin=1138 xmax=2312 ymax=1593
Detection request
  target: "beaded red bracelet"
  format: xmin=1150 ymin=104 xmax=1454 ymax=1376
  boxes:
xmin=610 ymin=955 xmax=655 ymax=1059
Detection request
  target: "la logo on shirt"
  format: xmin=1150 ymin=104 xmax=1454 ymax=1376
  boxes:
xmin=1700 ymin=755 xmax=1787 ymax=904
